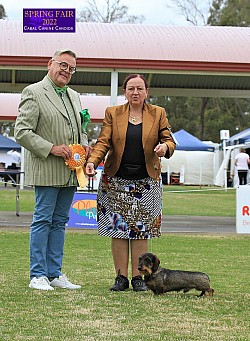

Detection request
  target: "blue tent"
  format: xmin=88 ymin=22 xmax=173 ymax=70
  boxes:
xmin=0 ymin=134 xmax=21 ymax=151
xmin=173 ymin=129 xmax=214 ymax=152
xmin=227 ymin=128 xmax=250 ymax=145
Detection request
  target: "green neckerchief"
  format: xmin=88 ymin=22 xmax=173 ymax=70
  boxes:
xmin=55 ymin=86 xmax=68 ymax=94
xmin=47 ymin=75 xmax=68 ymax=94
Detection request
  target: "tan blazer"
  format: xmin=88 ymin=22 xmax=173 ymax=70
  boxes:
xmin=88 ymin=102 xmax=175 ymax=179
xmin=15 ymin=75 xmax=88 ymax=186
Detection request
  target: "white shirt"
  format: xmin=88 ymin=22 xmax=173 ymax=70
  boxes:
xmin=7 ymin=150 xmax=21 ymax=164
xmin=235 ymin=152 xmax=249 ymax=171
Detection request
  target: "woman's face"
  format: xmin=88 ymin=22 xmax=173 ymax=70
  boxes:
xmin=124 ymin=77 xmax=148 ymax=107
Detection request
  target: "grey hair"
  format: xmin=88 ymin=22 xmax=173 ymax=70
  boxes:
xmin=52 ymin=49 xmax=77 ymax=59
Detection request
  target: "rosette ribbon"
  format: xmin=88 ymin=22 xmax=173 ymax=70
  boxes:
xmin=80 ymin=109 xmax=91 ymax=132
xmin=65 ymin=144 xmax=88 ymax=188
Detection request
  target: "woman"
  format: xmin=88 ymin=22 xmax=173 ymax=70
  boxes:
xmin=234 ymin=148 xmax=250 ymax=185
xmin=85 ymin=74 xmax=175 ymax=291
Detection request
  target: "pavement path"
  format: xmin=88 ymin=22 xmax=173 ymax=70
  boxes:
xmin=0 ymin=211 xmax=236 ymax=234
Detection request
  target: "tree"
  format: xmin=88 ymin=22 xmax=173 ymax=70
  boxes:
xmin=77 ymin=0 xmax=145 ymax=24
xmin=150 ymin=96 xmax=201 ymax=136
xmin=0 ymin=4 xmax=7 ymax=19
xmin=168 ymin=0 xmax=212 ymax=25
xmin=208 ymin=0 xmax=250 ymax=26
xmin=204 ymin=98 xmax=250 ymax=142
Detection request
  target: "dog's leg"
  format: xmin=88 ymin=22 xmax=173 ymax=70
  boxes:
xmin=197 ymin=290 xmax=205 ymax=297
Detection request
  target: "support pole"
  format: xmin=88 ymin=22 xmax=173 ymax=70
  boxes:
xmin=110 ymin=71 xmax=118 ymax=106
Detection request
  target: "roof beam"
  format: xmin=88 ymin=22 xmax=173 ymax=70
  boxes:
xmin=1 ymin=82 xmax=250 ymax=98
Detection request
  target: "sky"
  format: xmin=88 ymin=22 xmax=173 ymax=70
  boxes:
xmin=1 ymin=0 xmax=209 ymax=27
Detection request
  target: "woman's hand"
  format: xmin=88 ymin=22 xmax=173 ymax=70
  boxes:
xmin=85 ymin=162 xmax=97 ymax=176
xmin=154 ymin=143 xmax=168 ymax=157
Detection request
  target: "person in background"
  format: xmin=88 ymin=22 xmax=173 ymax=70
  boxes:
xmin=85 ymin=74 xmax=175 ymax=291
xmin=7 ymin=149 xmax=21 ymax=166
xmin=15 ymin=49 xmax=89 ymax=291
xmin=234 ymin=148 xmax=250 ymax=185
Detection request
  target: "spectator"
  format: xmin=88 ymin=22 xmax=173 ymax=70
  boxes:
xmin=234 ymin=148 xmax=250 ymax=185
xmin=7 ymin=149 xmax=21 ymax=166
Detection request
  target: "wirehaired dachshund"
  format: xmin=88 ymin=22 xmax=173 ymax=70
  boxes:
xmin=138 ymin=252 xmax=214 ymax=297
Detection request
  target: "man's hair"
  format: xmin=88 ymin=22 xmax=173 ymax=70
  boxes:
xmin=52 ymin=49 xmax=77 ymax=59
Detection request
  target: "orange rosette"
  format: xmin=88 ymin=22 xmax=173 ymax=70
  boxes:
xmin=65 ymin=144 xmax=88 ymax=188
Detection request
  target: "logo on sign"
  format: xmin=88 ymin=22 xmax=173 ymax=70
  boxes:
xmin=23 ymin=9 xmax=76 ymax=33
xmin=242 ymin=206 xmax=250 ymax=215
xmin=71 ymin=199 xmax=97 ymax=220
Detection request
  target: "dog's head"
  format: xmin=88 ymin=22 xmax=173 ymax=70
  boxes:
xmin=138 ymin=252 xmax=160 ymax=276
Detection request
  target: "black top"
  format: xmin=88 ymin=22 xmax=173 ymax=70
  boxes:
xmin=116 ymin=122 xmax=148 ymax=180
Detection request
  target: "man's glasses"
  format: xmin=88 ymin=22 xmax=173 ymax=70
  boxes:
xmin=52 ymin=59 xmax=76 ymax=74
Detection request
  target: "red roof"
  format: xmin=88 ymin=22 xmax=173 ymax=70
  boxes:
xmin=1 ymin=21 xmax=250 ymax=98
xmin=1 ymin=21 xmax=250 ymax=72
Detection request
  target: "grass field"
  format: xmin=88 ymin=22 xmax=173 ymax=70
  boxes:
xmin=0 ymin=184 xmax=236 ymax=217
xmin=0 ymin=184 xmax=247 ymax=340
xmin=0 ymin=232 xmax=249 ymax=340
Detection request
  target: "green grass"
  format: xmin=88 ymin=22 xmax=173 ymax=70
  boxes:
xmin=0 ymin=184 xmax=236 ymax=217
xmin=0 ymin=186 xmax=35 ymax=211
xmin=163 ymin=186 xmax=236 ymax=217
xmin=0 ymin=232 xmax=249 ymax=340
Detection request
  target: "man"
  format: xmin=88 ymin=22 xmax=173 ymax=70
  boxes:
xmin=7 ymin=149 xmax=21 ymax=165
xmin=15 ymin=50 xmax=89 ymax=290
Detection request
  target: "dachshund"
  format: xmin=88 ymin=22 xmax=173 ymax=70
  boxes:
xmin=138 ymin=252 xmax=214 ymax=297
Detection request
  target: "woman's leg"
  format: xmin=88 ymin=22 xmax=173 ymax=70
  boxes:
xmin=238 ymin=171 xmax=243 ymax=185
xmin=130 ymin=239 xmax=148 ymax=277
xmin=242 ymin=171 xmax=248 ymax=185
xmin=111 ymin=238 xmax=129 ymax=277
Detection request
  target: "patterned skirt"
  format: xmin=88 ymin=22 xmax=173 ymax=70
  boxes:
xmin=97 ymin=173 xmax=162 ymax=239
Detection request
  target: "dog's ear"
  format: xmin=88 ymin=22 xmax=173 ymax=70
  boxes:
xmin=152 ymin=254 xmax=160 ymax=272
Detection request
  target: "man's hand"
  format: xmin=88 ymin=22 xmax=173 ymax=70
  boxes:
xmin=84 ymin=146 xmax=92 ymax=159
xmin=50 ymin=144 xmax=72 ymax=160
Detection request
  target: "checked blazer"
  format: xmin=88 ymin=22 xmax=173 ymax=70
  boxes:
xmin=15 ymin=75 xmax=88 ymax=186
xmin=88 ymin=102 xmax=176 ymax=180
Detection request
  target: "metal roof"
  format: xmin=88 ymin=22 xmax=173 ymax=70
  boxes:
xmin=0 ymin=93 xmax=125 ymax=122
xmin=1 ymin=21 xmax=250 ymax=97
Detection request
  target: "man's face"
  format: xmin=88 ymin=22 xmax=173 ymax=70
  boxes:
xmin=47 ymin=53 xmax=76 ymax=87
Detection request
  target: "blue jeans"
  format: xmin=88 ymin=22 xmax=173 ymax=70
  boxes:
xmin=30 ymin=186 xmax=76 ymax=279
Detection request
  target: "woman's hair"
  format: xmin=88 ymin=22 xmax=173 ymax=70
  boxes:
xmin=240 ymin=148 xmax=246 ymax=153
xmin=122 ymin=74 xmax=149 ymax=90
